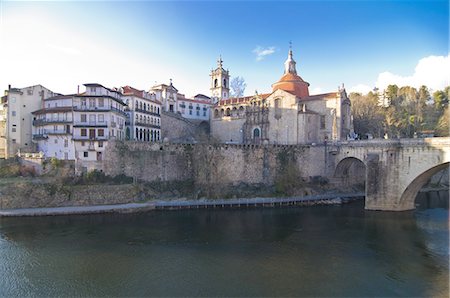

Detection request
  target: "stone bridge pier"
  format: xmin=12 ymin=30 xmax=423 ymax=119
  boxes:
xmin=332 ymin=138 xmax=450 ymax=211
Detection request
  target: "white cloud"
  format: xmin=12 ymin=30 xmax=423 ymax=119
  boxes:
xmin=375 ymin=54 xmax=450 ymax=91
xmin=348 ymin=84 xmax=373 ymax=94
xmin=252 ymin=46 xmax=275 ymax=61
xmin=47 ymin=44 xmax=82 ymax=56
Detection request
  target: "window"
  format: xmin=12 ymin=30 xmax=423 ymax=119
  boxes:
xmin=81 ymin=114 xmax=87 ymax=122
xmin=89 ymin=114 xmax=96 ymax=123
xmin=98 ymin=141 xmax=103 ymax=148
xmin=203 ymin=111 xmax=206 ymax=117
xmin=81 ymin=129 xmax=87 ymax=136
xmin=11 ymin=111 xmax=16 ymax=117
xmin=274 ymin=98 xmax=282 ymax=119
xmin=12 ymin=139 xmax=16 ymax=143
xmin=98 ymin=98 xmax=104 ymax=107
xmin=53 ymin=125 xmax=57 ymax=131
xmin=83 ymin=152 xmax=88 ymax=158
xmin=64 ymin=139 xmax=68 ymax=147
xmin=54 ymin=139 xmax=58 ymax=144
xmin=98 ymin=114 xmax=104 ymax=122
xmin=11 ymin=127 xmax=16 ymax=132
xmin=320 ymin=115 xmax=326 ymax=129
xmin=64 ymin=152 xmax=68 ymax=160
xmin=196 ymin=111 xmax=200 ymax=116
xmin=81 ymin=99 xmax=86 ymax=107
xmin=81 ymin=141 xmax=85 ymax=146
xmin=98 ymin=129 xmax=104 ymax=137
xmin=189 ymin=110 xmax=192 ymax=115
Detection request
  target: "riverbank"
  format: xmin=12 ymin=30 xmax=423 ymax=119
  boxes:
xmin=0 ymin=192 xmax=364 ymax=217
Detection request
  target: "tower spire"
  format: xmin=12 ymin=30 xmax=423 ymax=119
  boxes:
xmin=217 ymin=55 xmax=223 ymax=69
xmin=284 ymin=43 xmax=297 ymax=75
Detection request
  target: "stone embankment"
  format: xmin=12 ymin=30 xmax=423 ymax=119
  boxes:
xmin=0 ymin=192 xmax=364 ymax=217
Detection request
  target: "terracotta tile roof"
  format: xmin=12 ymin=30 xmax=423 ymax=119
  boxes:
xmin=217 ymin=93 xmax=271 ymax=106
xmin=122 ymin=85 xmax=161 ymax=105
xmin=179 ymin=98 xmax=212 ymax=105
xmin=44 ymin=94 xmax=75 ymax=101
xmin=301 ymin=92 xmax=338 ymax=101
xmin=32 ymin=106 xmax=73 ymax=115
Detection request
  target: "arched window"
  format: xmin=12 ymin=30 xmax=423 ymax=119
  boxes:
xmin=157 ymin=131 xmax=160 ymax=140
xmin=253 ymin=128 xmax=260 ymax=138
xmin=239 ymin=106 xmax=245 ymax=116
xmin=274 ymin=98 xmax=282 ymax=119
xmin=135 ymin=128 xmax=138 ymax=140
xmin=214 ymin=79 xmax=218 ymax=88
xmin=139 ymin=128 xmax=143 ymax=141
xmin=139 ymin=102 xmax=142 ymax=110
xmin=223 ymin=79 xmax=227 ymax=87
xmin=226 ymin=108 xmax=231 ymax=116
xmin=214 ymin=109 xmax=219 ymax=118
xmin=220 ymin=109 xmax=224 ymax=117
xmin=232 ymin=107 xmax=237 ymax=117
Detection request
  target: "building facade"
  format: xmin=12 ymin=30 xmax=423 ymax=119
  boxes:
xmin=0 ymin=85 xmax=56 ymax=158
xmin=177 ymin=94 xmax=212 ymax=121
xmin=150 ymin=80 xmax=179 ymax=113
xmin=30 ymin=84 xmax=127 ymax=172
xmin=210 ymin=48 xmax=353 ymax=144
xmin=31 ymin=95 xmax=75 ymax=160
xmin=122 ymin=85 xmax=161 ymax=142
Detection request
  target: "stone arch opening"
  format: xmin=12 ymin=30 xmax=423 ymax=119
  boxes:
xmin=334 ymin=157 xmax=366 ymax=190
xmin=399 ymin=162 xmax=449 ymax=210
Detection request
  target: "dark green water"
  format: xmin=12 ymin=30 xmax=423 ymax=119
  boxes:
xmin=0 ymin=191 xmax=448 ymax=297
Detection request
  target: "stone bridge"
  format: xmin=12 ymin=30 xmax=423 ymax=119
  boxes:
xmin=330 ymin=137 xmax=450 ymax=211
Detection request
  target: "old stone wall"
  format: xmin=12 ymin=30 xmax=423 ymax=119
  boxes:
xmin=161 ymin=111 xmax=208 ymax=143
xmin=103 ymin=141 xmax=327 ymax=186
xmin=0 ymin=182 xmax=141 ymax=209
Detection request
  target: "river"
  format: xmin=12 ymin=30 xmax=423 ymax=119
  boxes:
xmin=0 ymin=191 xmax=448 ymax=297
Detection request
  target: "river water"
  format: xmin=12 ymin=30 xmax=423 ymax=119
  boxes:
xmin=0 ymin=191 xmax=448 ymax=297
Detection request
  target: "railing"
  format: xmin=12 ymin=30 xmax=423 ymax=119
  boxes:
xmin=32 ymin=134 xmax=48 ymax=140
xmin=73 ymin=106 xmax=110 ymax=112
xmin=111 ymin=106 xmax=127 ymax=116
xmin=46 ymin=129 xmax=71 ymax=135
xmin=33 ymin=119 xmax=72 ymax=126
xmin=72 ymin=135 xmax=108 ymax=141
xmin=135 ymin=108 xmax=160 ymax=117
xmin=134 ymin=121 xmax=160 ymax=129
xmin=73 ymin=121 xmax=108 ymax=127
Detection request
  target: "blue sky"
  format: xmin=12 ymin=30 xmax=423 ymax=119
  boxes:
xmin=0 ymin=0 xmax=448 ymax=97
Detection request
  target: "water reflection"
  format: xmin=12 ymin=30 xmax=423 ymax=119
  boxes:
xmin=0 ymin=191 xmax=448 ymax=297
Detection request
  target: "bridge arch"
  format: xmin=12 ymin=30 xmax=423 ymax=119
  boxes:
xmin=334 ymin=157 xmax=366 ymax=189
xmin=398 ymin=162 xmax=449 ymax=210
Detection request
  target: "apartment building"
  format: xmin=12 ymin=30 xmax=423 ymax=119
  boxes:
xmin=177 ymin=94 xmax=212 ymax=121
xmin=0 ymin=85 xmax=56 ymax=158
xmin=150 ymin=80 xmax=179 ymax=113
xmin=122 ymin=85 xmax=161 ymax=142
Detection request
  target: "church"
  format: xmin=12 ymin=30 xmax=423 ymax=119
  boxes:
xmin=210 ymin=48 xmax=353 ymax=145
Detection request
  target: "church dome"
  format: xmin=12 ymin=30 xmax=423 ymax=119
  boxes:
xmin=271 ymin=48 xmax=310 ymax=98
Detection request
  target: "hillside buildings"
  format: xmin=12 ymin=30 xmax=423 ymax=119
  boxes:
xmin=210 ymin=48 xmax=353 ymax=144
xmin=30 ymin=84 xmax=128 ymax=170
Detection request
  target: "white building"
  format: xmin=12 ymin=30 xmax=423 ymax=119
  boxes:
xmin=150 ymin=80 xmax=179 ymax=113
xmin=177 ymin=94 xmax=212 ymax=121
xmin=30 ymin=83 xmax=127 ymax=172
xmin=31 ymin=95 xmax=75 ymax=160
xmin=122 ymin=85 xmax=161 ymax=142
xmin=1 ymin=85 xmax=56 ymax=158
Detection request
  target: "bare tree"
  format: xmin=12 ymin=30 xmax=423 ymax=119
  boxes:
xmin=230 ymin=76 xmax=247 ymax=98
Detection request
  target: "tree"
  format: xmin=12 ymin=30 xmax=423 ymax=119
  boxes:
xmin=230 ymin=76 xmax=247 ymax=98
xmin=350 ymin=92 xmax=384 ymax=138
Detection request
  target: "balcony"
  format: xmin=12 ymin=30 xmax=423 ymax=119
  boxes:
xmin=111 ymin=106 xmax=127 ymax=116
xmin=72 ymin=135 xmax=108 ymax=141
xmin=134 ymin=121 xmax=160 ymax=129
xmin=73 ymin=106 xmax=110 ymax=112
xmin=47 ymin=129 xmax=71 ymax=135
xmin=32 ymin=134 xmax=48 ymax=140
xmin=33 ymin=119 xmax=72 ymax=126
xmin=135 ymin=108 xmax=160 ymax=117
xmin=73 ymin=121 xmax=108 ymax=128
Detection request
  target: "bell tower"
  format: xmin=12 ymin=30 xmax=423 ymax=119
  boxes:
xmin=210 ymin=56 xmax=230 ymax=102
